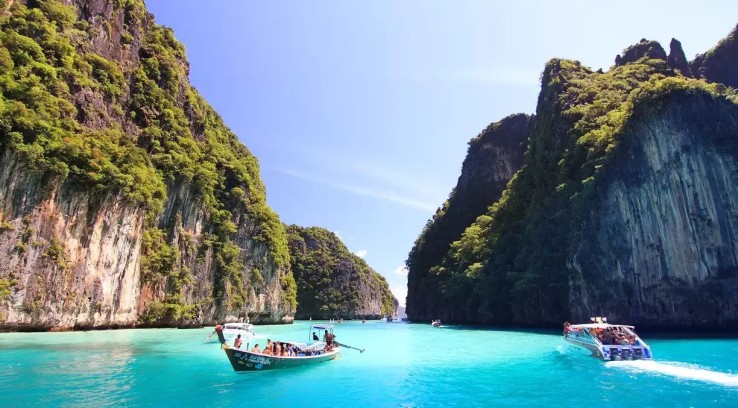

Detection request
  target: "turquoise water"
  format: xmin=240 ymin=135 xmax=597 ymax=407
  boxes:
xmin=1 ymin=321 xmax=738 ymax=407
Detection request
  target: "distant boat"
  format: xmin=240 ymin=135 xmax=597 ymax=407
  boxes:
xmin=563 ymin=317 xmax=653 ymax=361
xmin=386 ymin=315 xmax=399 ymax=322
xmin=431 ymin=319 xmax=442 ymax=327
xmin=216 ymin=324 xmax=341 ymax=372
xmin=206 ymin=322 xmax=261 ymax=343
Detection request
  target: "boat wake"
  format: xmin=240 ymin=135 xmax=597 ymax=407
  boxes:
xmin=606 ymin=360 xmax=738 ymax=387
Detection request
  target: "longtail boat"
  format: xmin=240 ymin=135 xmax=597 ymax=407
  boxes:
xmin=215 ymin=324 xmax=341 ymax=372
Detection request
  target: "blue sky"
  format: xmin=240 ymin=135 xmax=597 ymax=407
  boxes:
xmin=146 ymin=0 xmax=737 ymax=307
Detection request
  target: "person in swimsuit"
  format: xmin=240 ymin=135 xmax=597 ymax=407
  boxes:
xmin=251 ymin=344 xmax=261 ymax=353
xmin=262 ymin=340 xmax=273 ymax=355
xmin=233 ymin=334 xmax=243 ymax=349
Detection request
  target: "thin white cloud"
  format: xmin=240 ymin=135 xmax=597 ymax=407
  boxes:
xmin=314 ymin=152 xmax=445 ymax=199
xmin=355 ymin=249 xmax=368 ymax=258
xmin=394 ymin=266 xmax=408 ymax=276
xmin=390 ymin=285 xmax=407 ymax=308
xmin=270 ymin=143 xmax=446 ymax=200
xmin=277 ymin=168 xmax=437 ymax=212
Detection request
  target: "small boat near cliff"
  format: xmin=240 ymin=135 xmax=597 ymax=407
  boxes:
xmin=216 ymin=324 xmax=341 ymax=372
xmin=563 ymin=317 xmax=653 ymax=361
xmin=206 ymin=322 xmax=261 ymax=343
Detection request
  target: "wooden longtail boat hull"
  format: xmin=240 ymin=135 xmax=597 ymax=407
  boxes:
xmin=223 ymin=347 xmax=340 ymax=371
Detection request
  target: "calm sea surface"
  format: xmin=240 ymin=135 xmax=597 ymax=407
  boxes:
xmin=1 ymin=321 xmax=737 ymax=407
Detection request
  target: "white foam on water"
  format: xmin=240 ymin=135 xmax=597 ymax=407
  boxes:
xmin=606 ymin=360 xmax=738 ymax=387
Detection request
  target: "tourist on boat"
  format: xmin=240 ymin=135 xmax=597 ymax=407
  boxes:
xmin=263 ymin=339 xmax=273 ymax=355
xmin=251 ymin=343 xmax=261 ymax=353
xmin=275 ymin=341 xmax=282 ymax=356
xmin=563 ymin=322 xmax=571 ymax=337
xmin=234 ymin=334 xmax=243 ymax=349
xmin=323 ymin=330 xmax=334 ymax=346
xmin=601 ymin=329 xmax=614 ymax=345
xmin=312 ymin=332 xmax=319 ymax=341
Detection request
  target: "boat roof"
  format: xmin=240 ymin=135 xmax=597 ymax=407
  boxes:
xmin=310 ymin=324 xmax=333 ymax=330
xmin=569 ymin=323 xmax=634 ymax=329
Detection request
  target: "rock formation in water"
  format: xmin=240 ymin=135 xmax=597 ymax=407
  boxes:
xmin=0 ymin=0 xmax=296 ymax=329
xmin=407 ymin=25 xmax=738 ymax=329
xmin=406 ymin=113 xmax=533 ymax=322
xmin=287 ymin=225 xmax=397 ymax=319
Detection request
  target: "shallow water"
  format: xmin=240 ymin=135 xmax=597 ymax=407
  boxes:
xmin=1 ymin=321 xmax=737 ymax=407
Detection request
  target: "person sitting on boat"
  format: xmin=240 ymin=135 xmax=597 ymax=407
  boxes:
xmin=275 ymin=341 xmax=282 ymax=356
xmin=234 ymin=334 xmax=243 ymax=349
xmin=312 ymin=332 xmax=319 ymax=341
xmin=281 ymin=344 xmax=289 ymax=357
xmin=601 ymin=329 xmax=613 ymax=345
xmin=251 ymin=343 xmax=261 ymax=354
xmin=563 ymin=322 xmax=571 ymax=337
xmin=263 ymin=340 xmax=273 ymax=355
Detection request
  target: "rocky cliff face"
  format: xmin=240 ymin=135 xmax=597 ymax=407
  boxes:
xmin=407 ymin=25 xmax=738 ymax=329
xmin=406 ymin=114 xmax=533 ymax=322
xmin=287 ymin=225 xmax=397 ymax=320
xmin=692 ymin=24 xmax=738 ymax=88
xmin=570 ymin=92 xmax=738 ymax=328
xmin=0 ymin=150 xmax=144 ymax=328
xmin=0 ymin=0 xmax=295 ymax=329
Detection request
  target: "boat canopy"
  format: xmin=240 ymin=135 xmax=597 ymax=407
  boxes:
xmin=569 ymin=323 xmax=634 ymax=329
xmin=310 ymin=324 xmax=334 ymax=330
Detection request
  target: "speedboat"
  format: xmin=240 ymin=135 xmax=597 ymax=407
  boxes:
xmin=431 ymin=319 xmax=442 ymax=327
xmin=563 ymin=317 xmax=653 ymax=361
xmin=216 ymin=324 xmax=341 ymax=372
xmin=207 ymin=322 xmax=260 ymax=343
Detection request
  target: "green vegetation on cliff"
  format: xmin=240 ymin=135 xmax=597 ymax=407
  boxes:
xmin=0 ymin=0 xmax=292 ymax=320
xmin=408 ymin=41 xmax=738 ymax=324
xmin=406 ymin=113 xmax=533 ymax=321
xmin=287 ymin=225 xmax=396 ymax=319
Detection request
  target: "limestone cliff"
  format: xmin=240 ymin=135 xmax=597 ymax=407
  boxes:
xmin=570 ymin=92 xmax=738 ymax=328
xmin=406 ymin=114 xmax=533 ymax=322
xmin=0 ymin=0 xmax=296 ymax=329
xmin=287 ymin=225 xmax=397 ymax=320
xmin=691 ymin=24 xmax=738 ymax=88
xmin=407 ymin=27 xmax=738 ymax=329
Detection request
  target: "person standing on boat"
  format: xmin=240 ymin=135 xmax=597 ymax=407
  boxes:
xmin=323 ymin=329 xmax=334 ymax=346
xmin=234 ymin=334 xmax=243 ymax=349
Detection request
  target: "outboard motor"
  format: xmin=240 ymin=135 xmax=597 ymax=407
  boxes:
xmin=609 ymin=348 xmax=622 ymax=361
xmin=622 ymin=349 xmax=633 ymax=360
